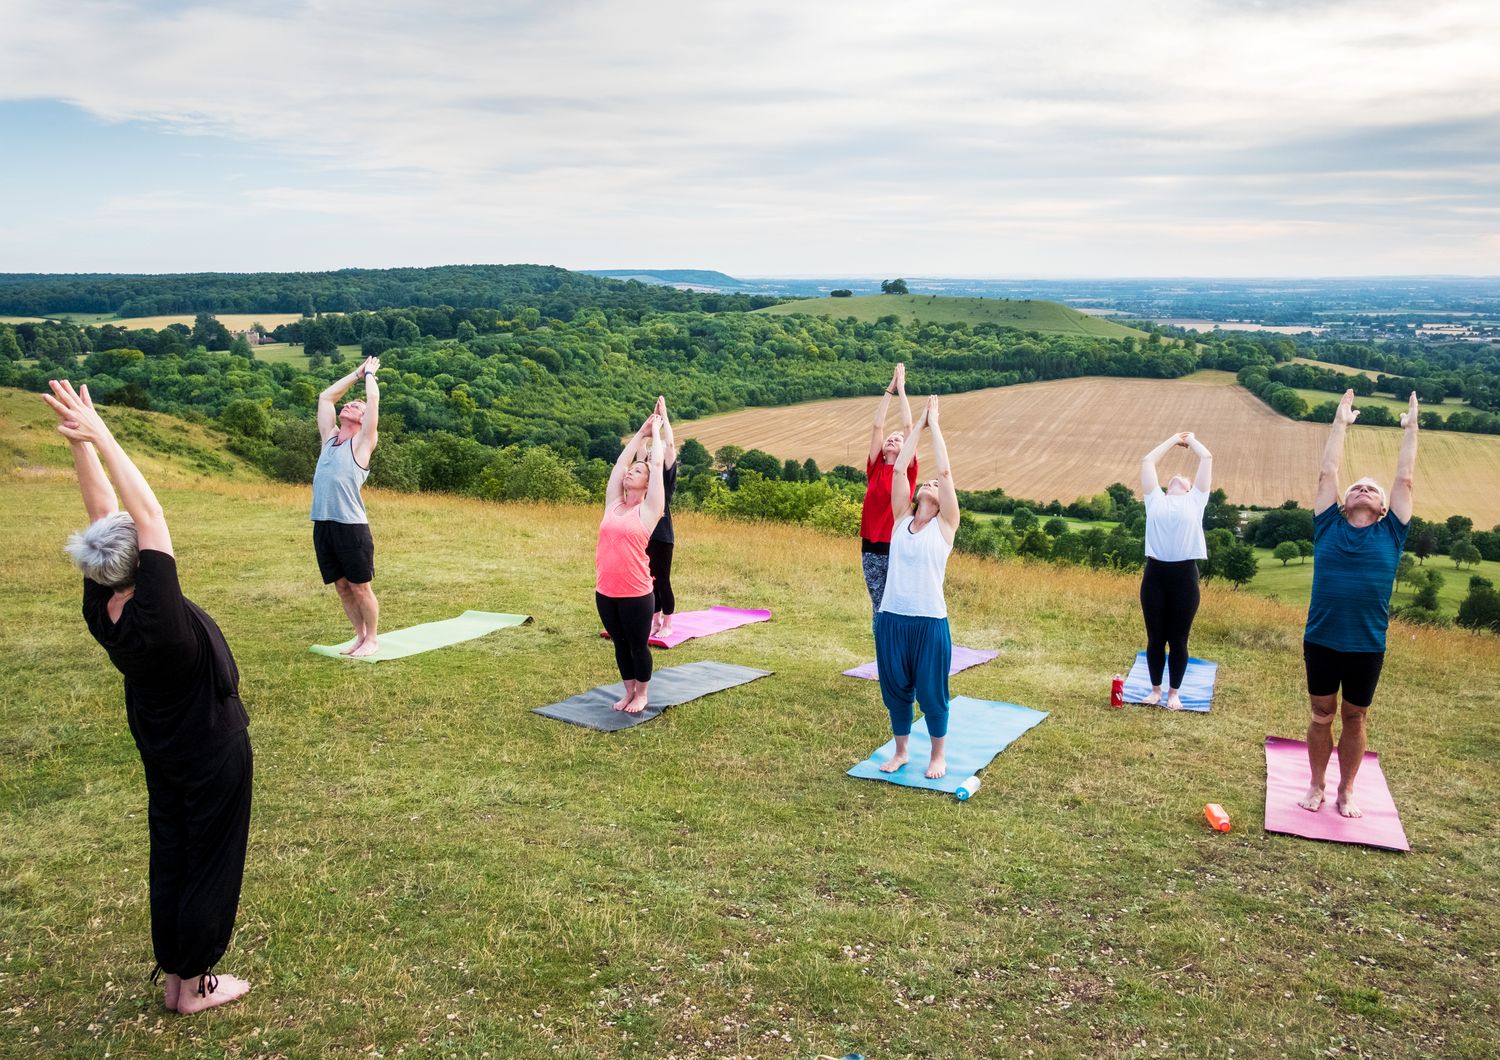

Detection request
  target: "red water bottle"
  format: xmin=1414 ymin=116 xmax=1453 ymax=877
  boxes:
xmin=1110 ymin=673 xmax=1124 ymax=709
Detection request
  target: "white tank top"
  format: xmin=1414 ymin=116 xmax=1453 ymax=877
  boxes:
xmin=879 ymin=515 xmax=951 ymax=618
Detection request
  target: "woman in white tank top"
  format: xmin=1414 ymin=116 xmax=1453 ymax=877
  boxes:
xmin=875 ymin=396 xmax=961 ymax=780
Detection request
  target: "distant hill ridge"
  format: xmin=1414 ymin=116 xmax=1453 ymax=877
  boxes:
xmin=579 ymin=269 xmax=748 ymax=289
xmin=0 ymin=264 xmax=776 ymax=318
xmin=756 ymin=293 xmax=1149 ymax=339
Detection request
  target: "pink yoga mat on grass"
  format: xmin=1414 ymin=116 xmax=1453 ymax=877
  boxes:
xmin=842 ymin=645 xmax=999 ymax=681
xmin=602 ymin=606 xmax=772 ymax=649
xmin=1263 ymin=736 xmax=1409 ymax=851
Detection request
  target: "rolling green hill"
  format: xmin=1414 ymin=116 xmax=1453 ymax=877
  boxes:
xmin=757 ymin=293 xmax=1150 ymax=338
xmin=2 ymin=393 xmax=1497 ymax=1057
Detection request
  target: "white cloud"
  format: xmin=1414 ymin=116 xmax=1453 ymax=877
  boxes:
xmin=0 ymin=0 xmax=1497 ymax=273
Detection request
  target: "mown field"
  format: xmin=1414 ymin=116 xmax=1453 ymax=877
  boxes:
xmin=1248 ymin=547 xmax=1496 ymax=614
xmin=1291 ymin=358 xmax=1382 ymax=380
xmin=5 ymin=312 xmax=309 ymax=330
xmin=2 ymin=391 xmax=1499 ymax=1058
xmin=755 ymin=295 xmax=1149 ymax=339
xmin=682 ymin=372 xmax=1500 ymax=526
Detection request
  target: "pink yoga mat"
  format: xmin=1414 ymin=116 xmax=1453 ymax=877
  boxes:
xmin=842 ymin=645 xmax=999 ymax=681
xmin=602 ymin=606 xmax=772 ymax=649
xmin=1263 ymin=735 xmax=1409 ymax=851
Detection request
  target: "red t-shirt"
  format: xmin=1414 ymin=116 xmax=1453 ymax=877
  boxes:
xmin=861 ymin=455 xmax=919 ymax=547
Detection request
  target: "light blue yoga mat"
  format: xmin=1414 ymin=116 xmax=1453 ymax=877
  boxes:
xmin=1121 ymin=651 xmax=1217 ymax=712
xmin=847 ymin=696 xmax=1049 ymax=796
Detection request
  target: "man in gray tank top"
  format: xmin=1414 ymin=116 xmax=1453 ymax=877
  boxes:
xmin=311 ymin=356 xmax=381 ymax=656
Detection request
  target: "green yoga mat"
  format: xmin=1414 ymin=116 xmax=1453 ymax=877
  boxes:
xmin=310 ymin=610 xmax=531 ymax=662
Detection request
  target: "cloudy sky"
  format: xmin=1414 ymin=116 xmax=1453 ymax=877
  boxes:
xmin=1 ymin=0 xmax=1497 ymax=276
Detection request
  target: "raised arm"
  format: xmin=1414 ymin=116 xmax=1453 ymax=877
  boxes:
xmin=1185 ymin=432 xmax=1213 ymax=493
xmin=43 ymin=379 xmax=173 ymax=555
xmin=317 ymin=359 xmax=371 ymax=439
xmin=1141 ymin=433 xmax=1187 ymax=495
xmin=45 ymin=382 xmax=118 ymax=522
xmin=927 ymin=397 xmax=959 ymax=540
xmin=1390 ymin=391 xmax=1419 ymax=524
xmin=890 ymin=401 xmax=927 ymax=524
xmin=639 ymin=417 xmax=667 ymax=529
xmin=353 ymin=358 xmax=381 ymax=467
xmin=605 ymin=415 xmax=654 ymax=507
xmin=866 ymin=363 xmax=903 ymax=466
xmin=895 ymin=362 xmax=913 ymax=436
xmin=1315 ymin=390 xmax=1359 ymax=515
xmin=654 ymin=395 xmax=677 ymax=468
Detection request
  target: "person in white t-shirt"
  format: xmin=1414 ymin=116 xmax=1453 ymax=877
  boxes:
xmin=1138 ymin=431 xmax=1213 ymax=710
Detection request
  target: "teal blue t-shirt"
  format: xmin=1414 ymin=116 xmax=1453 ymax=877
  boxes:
xmin=1305 ymin=504 xmax=1410 ymax=652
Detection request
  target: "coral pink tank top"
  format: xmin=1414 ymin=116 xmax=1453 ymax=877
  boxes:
xmin=595 ymin=502 xmax=653 ymax=597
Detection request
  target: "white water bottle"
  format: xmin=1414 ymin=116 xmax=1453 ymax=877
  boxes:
xmin=955 ymin=775 xmax=981 ymax=801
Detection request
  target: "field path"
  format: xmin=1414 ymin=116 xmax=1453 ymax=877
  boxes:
xmin=681 ymin=374 xmax=1500 ymax=524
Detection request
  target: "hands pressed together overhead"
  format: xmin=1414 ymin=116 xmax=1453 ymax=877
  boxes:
xmin=44 ymin=379 xmax=110 ymax=446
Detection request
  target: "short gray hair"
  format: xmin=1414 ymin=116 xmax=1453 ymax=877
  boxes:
xmin=65 ymin=512 xmax=139 ymax=589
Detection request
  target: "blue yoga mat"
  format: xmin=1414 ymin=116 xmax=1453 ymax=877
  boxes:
xmin=847 ymin=696 xmax=1048 ymax=796
xmin=1121 ymin=651 xmax=1217 ymax=712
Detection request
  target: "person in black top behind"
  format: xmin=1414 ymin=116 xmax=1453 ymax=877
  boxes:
xmin=43 ymin=379 xmax=253 ymax=1015
xmin=647 ymin=395 xmax=680 ymax=641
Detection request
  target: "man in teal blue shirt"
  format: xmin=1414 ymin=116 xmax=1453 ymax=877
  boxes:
xmin=1299 ymin=389 xmax=1420 ymax=819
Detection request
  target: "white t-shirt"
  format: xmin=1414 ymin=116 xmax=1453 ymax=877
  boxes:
xmin=1144 ymin=488 xmax=1209 ymax=562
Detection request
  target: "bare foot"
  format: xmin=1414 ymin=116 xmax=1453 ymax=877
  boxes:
xmin=622 ymin=692 xmax=650 ymax=714
xmin=1336 ymin=793 xmax=1362 ymax=818
xmin=656 ymin=623 xmax=673 ymax=641
xmin=174 ymin=973 xmax=251 ymax=1015
xmin=1142 ymin=688 xmax=1162 ymax=706
xmin=1298 ymin=786 xmax=1325 ymax=812
xmin=879 ymin=752 xmax=909 ymax=774
xmin=612 ymin=693 xmax=631 ymax=710
xmin=347 ymin=637 xmax=379 ymax=658
xmin=925 ymin=755 xmax=947 ymax=780
xmin=338 ymin=638 xmax=361 ymax=656
xmin=1165 ymin=692 xmax=1184 ymax=711
xmin=164 ymin=973 xmax=182 ymax=1012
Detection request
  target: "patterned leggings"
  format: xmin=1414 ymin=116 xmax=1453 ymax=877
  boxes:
xmin=861 ymin=552 xmax=889 ymax=635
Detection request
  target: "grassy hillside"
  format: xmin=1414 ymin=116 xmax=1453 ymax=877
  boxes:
xmin=683 ymin=373 xmax=1500 ymax=526
xmin=756 ymin=294 xmax=1149 ymax=339
xmin=2 ymin=397 xmax=1498 ymax=1057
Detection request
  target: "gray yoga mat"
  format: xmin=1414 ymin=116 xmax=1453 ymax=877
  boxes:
xmin=533 ymin=661 xmax=773 ymax=731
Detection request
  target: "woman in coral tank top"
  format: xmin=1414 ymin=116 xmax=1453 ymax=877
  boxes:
xmin=596 ymin=410 xmax=667 ymax=713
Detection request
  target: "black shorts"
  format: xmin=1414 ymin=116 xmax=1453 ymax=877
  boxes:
xmin=1303 ymin=640 xmax=1385 ymax=708
xmin=313 ymin=520 xmax=375 ymax=585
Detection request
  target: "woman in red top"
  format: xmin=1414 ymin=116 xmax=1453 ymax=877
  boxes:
xmin=596 ymin=411 xmax=667 ymax=713
xmin=860 ymin=362 xmax=917 ymax=631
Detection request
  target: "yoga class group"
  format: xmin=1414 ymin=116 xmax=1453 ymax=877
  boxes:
xmin=40 ymin=354 xmax=1421 ymax=1013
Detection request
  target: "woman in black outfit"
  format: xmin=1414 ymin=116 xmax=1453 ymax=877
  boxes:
xmin=45 ymin=379 xmax=253 ymax=1015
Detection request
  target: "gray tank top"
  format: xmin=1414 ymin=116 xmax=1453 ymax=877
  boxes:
xmin=310 ymin=434 xmax=369 ymax=524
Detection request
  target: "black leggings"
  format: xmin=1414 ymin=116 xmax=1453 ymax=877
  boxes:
xmin=596 ymin=591 xmax=655 ymax=682
xmin=646 ymin=540 xmax=675 ymax=616
xmin=141 ymin=730 xmax=253 ymax=980
xmin=1140 ymin=558 xmax=1201 ymax=689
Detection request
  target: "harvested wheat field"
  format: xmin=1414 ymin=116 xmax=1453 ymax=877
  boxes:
xmin=682 ymin=374 xmax=1500 ymax=525
xmin=95 ymin=312 xmax=310 ymax=331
